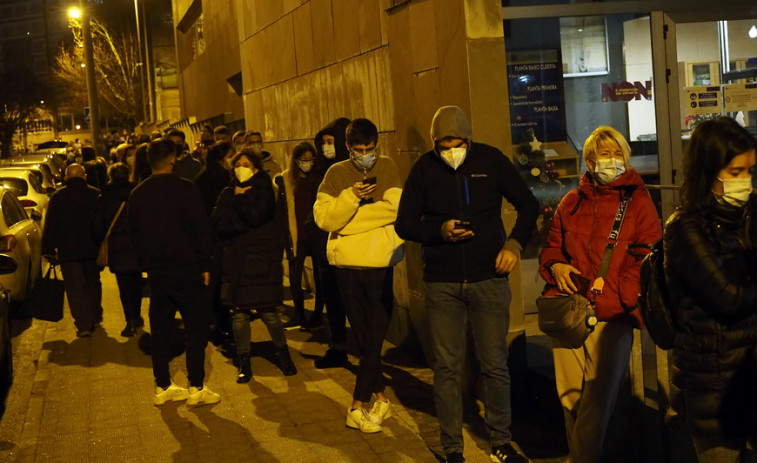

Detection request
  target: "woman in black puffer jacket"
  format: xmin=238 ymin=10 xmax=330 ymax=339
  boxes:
xmin=99 ymin=163 xmax=144 ymax=337
xmin=210 ymin=149 xmax=297 ymax=383
xmin=664 ymin=117 xmax=757 ymax=462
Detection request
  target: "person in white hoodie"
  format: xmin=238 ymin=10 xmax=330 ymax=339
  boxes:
xmin=313 ymin=118 xmax=404 ymax=434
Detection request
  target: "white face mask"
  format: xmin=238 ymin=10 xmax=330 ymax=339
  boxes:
xmin=297 ymin=159 xmax=314 ymax=173
xmin=593 ymin=158 xmax=626 ymax=185
xmin=322 ymin=144 xmax=336 ymax=159
xmin=249 ymin=143 xmax=263 ymax=155
xmin=718 ymin=177 xmax=753 ymax=207
xmin=439 ymin=146 xmax=467 ymax=170
xmin=234 ymin=166 xmax=254 ymax=183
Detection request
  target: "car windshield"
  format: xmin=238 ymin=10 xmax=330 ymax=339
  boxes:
xmin=0 ymin=178 xmax=28 ymax=197
xmin=36 ymin=141 xmax=68 ymax=149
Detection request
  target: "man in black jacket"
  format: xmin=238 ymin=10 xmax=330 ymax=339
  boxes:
xmin=127 ymin=139 xmax=219 ymax=407
xmin=42 ymin=164 xmax=103 ymax=337
xmin=396 ymin=106 xmax=538 ymax=463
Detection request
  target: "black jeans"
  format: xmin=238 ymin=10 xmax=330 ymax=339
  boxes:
xmin=147 ymin=268 xmax=210 ymax=389
xmin=288 ymin=239 xmax=323 ymax=323
xmin=319 ymin=261 xmax=347 ymax=347
xmin=60 ymin=260 xmax=102 ymax=332
xmin=115 ymin=272 xmax=142 ymax=322
xmin=336 ymin=267 xmax=393 ymax=403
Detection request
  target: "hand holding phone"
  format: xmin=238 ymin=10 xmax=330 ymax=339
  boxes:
xmin=453 ymin=221 xmax=472 ymax=231
xmin=443 ymin=219 xmax=474 ymax=242
xmin=362 ymin=176 xmax=377 ymax=186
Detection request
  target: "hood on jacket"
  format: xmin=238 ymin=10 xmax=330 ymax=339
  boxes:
xmin=314 ymin=118 xmax=351 ymax=170
xmin=430 ymin=106 xmax=472 ymax=144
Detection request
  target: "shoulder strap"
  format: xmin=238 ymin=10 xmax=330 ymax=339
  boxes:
xmin=592 ymin=191 xmax=633 ymax=293
xmin=105 ymin=202 xmax=126 ymax=240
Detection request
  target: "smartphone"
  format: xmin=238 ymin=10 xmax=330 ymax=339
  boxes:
xmin=362 ymin=176 xmax=377 ymax=186
xmin=569 ymin=273 xmax=592 ymax=296
xmin=453 ymin=220 xmax=472 ymax=231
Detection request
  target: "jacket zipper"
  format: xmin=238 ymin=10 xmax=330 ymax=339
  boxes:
xmin=457 ymin=171 xmax=468 ymax=282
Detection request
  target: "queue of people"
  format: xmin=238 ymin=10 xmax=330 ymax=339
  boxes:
xmin=38 ymin=110 xmax=756 ymax=463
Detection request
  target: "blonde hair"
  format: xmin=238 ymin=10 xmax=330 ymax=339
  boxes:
xmin=582 ymin=126 xmax=631 ymax=169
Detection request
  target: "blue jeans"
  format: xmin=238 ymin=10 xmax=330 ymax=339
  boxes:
xmin=425 ymin=278 xmax=513 ymax=454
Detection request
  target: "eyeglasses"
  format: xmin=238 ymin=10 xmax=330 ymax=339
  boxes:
xmin=351 ymin=147 xmax=376 ymax=156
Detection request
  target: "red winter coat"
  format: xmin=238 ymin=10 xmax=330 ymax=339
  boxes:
xmin=539 ymin=169 xmax=662 ymax=328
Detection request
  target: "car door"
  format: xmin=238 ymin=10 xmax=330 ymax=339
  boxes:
xmin=4 ymin=194 xmax=41 ymax=295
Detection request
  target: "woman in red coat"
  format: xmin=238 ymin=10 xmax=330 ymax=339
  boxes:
xmin=539 ymin=126 xmax=662 ymax=462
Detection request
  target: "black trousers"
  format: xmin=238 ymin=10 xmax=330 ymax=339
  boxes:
xmin=336 ymin=267 xmax=393 ymax=403
xmin=60 ymin=260 xmax=102 ymax=332
xmin=318 ymin=260 xmax=346 ymax=347
xmin=147 ymin=268 xmax=210 ymax=389
xmin=115 ymin=272 xmax=142 ymax=322
xmin=288 ymin=239 xmax=323 ymax=323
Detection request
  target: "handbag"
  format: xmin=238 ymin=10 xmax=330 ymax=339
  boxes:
xmin=31 ymin=265 xmax=65 ymax=322
xmin=97 ymin=202 xmax=125 ymax=268
xmin=537 ymin=192 xmax=632 ymax=348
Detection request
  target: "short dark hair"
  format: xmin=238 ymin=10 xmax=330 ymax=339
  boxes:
xmin=107 ymin=162 xmax=130 ymax=183
xmin=247 ymin=131 xmax=262 ymax=139
xmin=232 ymin=130 xmax=246 ymax=143
xmin=214 ymin=125 xmax=229 ymax=136
xmin=167 ymin=129 xmax=185 ymax=143
xmin=346 ymin=118 xmax=378 ymax=147
xmin=147 ymin=139 xmax=178 ymax=170
xmin=231 ymin=148 xmax=263 ymax=171
xmin=681 ymin=116 xmax=756 ymax=215
xmin=207 ymin=141 xmax=233 ymax=166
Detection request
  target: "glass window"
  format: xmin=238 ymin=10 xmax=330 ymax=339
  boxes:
xmin=27 ymin=172 xmax=44 ymax=194
xmin=505 ymin=13 xmax=660 ymax=314
xmin=1 ymin=194 xmax=24 ymax=227
xmin=0 ymin=178 xmax=29 ymax=197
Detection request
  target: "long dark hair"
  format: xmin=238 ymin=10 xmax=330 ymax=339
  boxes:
xmin=681 ymin=117 xmax=755 ymax=215
xmin=131 ymin=143 xmax=152 ymax=184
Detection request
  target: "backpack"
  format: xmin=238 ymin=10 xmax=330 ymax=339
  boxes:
xmin=632 ymin=240 xmax=676 ymax=350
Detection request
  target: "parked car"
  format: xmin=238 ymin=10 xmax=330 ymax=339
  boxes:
xmin=0 ymin=169 xmax=49 ymax=230
xmin=0 ymin=164 xmax=57 ymax=191
xmin=0 ymin=154 xmax=65 ymax=182
xmin=0 ymin=190 xmax=42 ymax=303
xmin=0 ymin=255 xmax=18 ymax=419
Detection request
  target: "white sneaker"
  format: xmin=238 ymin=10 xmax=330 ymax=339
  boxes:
xmin=186 ymin=386 xmax=221 ymax=407
xmin=346 ymin=407 xmax=382 ymax=433
xmin=153 ymin=384 xmax=189 ymax=406
xmin=367 ymin=399 xmax=392 ymax=425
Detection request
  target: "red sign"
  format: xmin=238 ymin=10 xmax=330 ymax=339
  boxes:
xmin=601 ymin=81 xmax=652 ymax=102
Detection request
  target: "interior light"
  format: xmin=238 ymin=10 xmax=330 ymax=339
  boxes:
xmin=750 ymin=25 xmax=757 ymax=39
xmin=80 ymin=63 xmax=85 ymax=67
xmin=75 ymin=125 xmax=81 ymax=130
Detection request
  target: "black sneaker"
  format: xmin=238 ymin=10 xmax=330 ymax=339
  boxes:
xmin=446 ymin=452 xmax=465 ymax=463
xmin=490 ymin=443 xmax=527 ymax=463
xmin=314 ymin=348 xmax=348 ymax=369
xmin=121 ymin=320 xmax=137 ymax=337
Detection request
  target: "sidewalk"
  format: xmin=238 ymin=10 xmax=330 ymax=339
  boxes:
xmin=0 ymin=270 xmax=567 ymax=463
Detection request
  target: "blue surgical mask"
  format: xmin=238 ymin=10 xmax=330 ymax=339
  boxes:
xmin=352 ymin=150 xmax=376 ymax=170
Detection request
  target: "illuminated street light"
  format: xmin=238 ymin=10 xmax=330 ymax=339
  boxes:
xmin=67 ymin=3 xmax=101 ymax=154
xmin=68 ymin=7 xmax=80 ymax=19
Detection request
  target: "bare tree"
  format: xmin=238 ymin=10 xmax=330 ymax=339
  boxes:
xmin=0 ymin=71 xmax=47 ymax=158
xmin=54 ymin=17 xmax=143 ymax=129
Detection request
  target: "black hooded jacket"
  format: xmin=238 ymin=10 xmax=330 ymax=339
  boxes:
xmin=310 ymin=118 xmax=351 ymax=262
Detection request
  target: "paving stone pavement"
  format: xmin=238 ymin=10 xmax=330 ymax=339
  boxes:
xmin=0 ymin=269 xmax=568 ymax=463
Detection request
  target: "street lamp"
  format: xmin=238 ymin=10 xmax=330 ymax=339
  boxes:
xmin=68 ymin=2 xmax=101 ymax=154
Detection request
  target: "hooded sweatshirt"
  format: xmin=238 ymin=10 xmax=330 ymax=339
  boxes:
xmin=395 ymin=106 xmax=540 ymax=282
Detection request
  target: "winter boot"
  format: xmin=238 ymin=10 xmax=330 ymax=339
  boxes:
xmin=275 ymin=346 xmax=298 ymax=376
xmin=236 ymin=354 xmax=252 ymax=383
